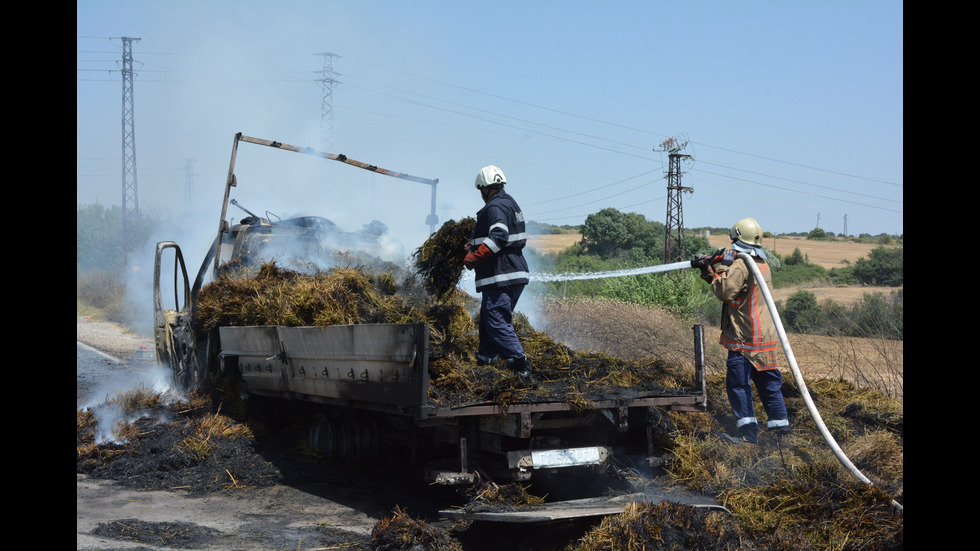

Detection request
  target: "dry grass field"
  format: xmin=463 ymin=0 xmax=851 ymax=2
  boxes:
xmin=705 ymin=234 xmax=890 ymax=271
xmin=527 ymin=232 xmax=903 ymax=399
xmin=528 ymin=232 xmax=902 ymax=306
xmin=525 ymin=232 xmax=582 ymax=255
xmin=527 ymin=232 xmax=896 ymax=271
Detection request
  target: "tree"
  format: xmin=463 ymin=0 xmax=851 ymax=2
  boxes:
xmin=77 ymin=203 xmax=125 ymax=273
xmin=580 ymin=208 xmax=662 ymax=262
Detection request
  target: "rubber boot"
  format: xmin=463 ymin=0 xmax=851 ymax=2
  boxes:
xmin=740 ymin=422 xmax=759 ymax=444
xmin=476 ymin=354 xmax=498 ymax=366
xmin=508 ymin=356 xmax=533 ymax=380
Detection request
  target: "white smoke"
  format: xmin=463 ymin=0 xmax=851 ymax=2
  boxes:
xmin=80 ymin=362 xmax=182 ymax=446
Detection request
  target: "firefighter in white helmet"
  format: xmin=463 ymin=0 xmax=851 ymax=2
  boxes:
xmin=694 ymin=217 xmax=789 ymax=444
xmin=463 ymin=165 xmax=532 ymax=380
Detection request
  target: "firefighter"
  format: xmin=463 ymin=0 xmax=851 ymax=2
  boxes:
xmin=463 ymin=165 xmax=532 ymax=380
xmin=695 ymin=217 xmax=789 ymax=444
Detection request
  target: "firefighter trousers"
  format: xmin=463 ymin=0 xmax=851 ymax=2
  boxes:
xmin=477 ymin=284 xmax=525 ymax=362
xmin=726 ymin=350 xmax=789 ymax=430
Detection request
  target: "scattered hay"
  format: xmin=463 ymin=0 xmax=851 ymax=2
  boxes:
xmin=196 ymin=260 xmax=694 ymax=412
xmin=370 ymin=505 xmax=463 ymax=551
xmin=569 ymin=500 xmax=745 ymax=551
xmin=77 ymin=386 xmax=281 ymax=494
xmin=844 ymin=430 xmax=903 ymax=491
xmin=723 ymin=463 xmax=902 ymax=550
xmin=661 ymin=371 xmax=903 ymax=550
xmin=411 ymin=217 xmax=475 ymax=299
xmin=93 ymin=519 xmax=221 ymax=548
xmin=176 ymin=407 xmax=253 ymax=461
xmin=456 ymin=481 xmax=547 ymax=512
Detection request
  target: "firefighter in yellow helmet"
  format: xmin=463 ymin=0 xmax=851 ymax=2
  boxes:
xmin=695 ymin=218 xmax=789 ymax=444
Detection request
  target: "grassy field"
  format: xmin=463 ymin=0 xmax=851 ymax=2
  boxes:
xmin=527 ymin=232 xmax=897 ymax=271
xmin=527 ymin=232 xmax=902 ymax=306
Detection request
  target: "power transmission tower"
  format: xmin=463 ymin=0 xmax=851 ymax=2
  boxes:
xmin=843 ymin=214 xmax=848 ymax=237
xmin=658 ymin=136 xmax=693 ymax=263
xmin=316 ymin=53 xmax=341 ymax=162
xmin=118 ymin=36 xmax=141 ymax=262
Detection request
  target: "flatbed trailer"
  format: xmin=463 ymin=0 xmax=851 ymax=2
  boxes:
xmin=218 ymin=322 xmax=707 ymax=485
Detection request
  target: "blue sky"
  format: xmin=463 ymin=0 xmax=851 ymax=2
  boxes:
xmin=77 ymin=1 xmax=903 ymax=256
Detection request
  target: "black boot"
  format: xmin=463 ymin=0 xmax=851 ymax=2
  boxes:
xmin=509 ymin=356 xmax=533 ymax=380
xmin=740 ymin=422 xmax=759 ymax=444
xmin=476 ymin=354 xmax=498 ymax=366
xmin=721 ymin=422 xmax=759 ymax=445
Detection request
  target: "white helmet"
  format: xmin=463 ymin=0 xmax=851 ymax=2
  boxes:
xmin=475 ymin=165 xmax=506 ymax=189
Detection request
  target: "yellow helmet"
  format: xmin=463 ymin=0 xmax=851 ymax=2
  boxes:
xmin=475 ymin=165 xmax=506 ymax=189
xmin=730 ymin=217 xmax=763 ymax=247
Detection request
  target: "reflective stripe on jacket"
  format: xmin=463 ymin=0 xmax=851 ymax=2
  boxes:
xmin=469 ymin=190 xmax=529 ymax=292
xmin=710 ymin=257 xmax=780 ymax=370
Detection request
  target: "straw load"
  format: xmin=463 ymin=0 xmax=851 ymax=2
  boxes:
xmin=195 ymin=218 xmax=692 ymax=409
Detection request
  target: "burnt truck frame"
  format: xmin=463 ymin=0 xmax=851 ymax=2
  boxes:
xmin=153 ymin=133 xmax=707 ymax=488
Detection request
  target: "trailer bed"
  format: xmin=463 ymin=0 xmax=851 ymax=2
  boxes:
xmin=218 ymin=322 xmax=706 ymax=418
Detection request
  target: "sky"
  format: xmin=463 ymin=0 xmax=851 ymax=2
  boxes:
xmin=77 ymin=1 xmax=903 ymax=264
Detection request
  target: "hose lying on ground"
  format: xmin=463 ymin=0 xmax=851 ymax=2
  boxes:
xmin=738 ymin=252 xmax=903 ymax=516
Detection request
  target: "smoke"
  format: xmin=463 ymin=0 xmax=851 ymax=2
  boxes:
xmin=79 ymin=358 xmax=181 ymax=446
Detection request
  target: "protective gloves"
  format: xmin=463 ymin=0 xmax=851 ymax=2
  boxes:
xmin=464 ymin=243 xmax=493 ymax=270
xmin=721 ymin=249 xmax=736 ymax=266
xmin=699 ymin=263 xmax=715 ymax=283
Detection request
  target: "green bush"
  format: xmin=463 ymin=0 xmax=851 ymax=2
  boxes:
xmin=771 ymin=262 xmax=829 ymax=288
xmin=852 ymin=246 xmax=903 ymax=286
xmin=828 ymin=266 xmax=857 ymax=285
xmin=777 ymin=289 xmax=903 ymax=341
xmin=783 ymin=247 xmax=807 ymax=266
xmin=782 ymin=290 xmax=824 ymax=333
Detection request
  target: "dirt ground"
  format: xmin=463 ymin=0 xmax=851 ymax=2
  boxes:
xmin=76 ymin=317 xmax=410 ymax=550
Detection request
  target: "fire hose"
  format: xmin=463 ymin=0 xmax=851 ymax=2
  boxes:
xmin=736 ymin=252 xmax=903 ymax=515
xmin=528 ymin=251 xmax=903 ymax=515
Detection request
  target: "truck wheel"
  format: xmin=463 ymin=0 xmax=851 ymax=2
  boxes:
xmin=309 ymin=413 xmax=348 ymax=465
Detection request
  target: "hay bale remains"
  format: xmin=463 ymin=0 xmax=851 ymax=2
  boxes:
xmin=411 ymin=217 xmax=475 ymax=299
xmin=570 ymin=500 xmax=745 ymax=551
xmin=196 ymin=260 xmax=694 ymax=411
xmin=370 ymin=505 xmax=462 ymax=551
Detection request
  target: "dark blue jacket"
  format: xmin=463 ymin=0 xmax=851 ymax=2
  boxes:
xmin=469 ymin=190 xmax=529 ymax=292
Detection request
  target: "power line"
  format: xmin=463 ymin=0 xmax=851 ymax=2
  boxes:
xmin=77 ymin=45 xmax=901 ymax=224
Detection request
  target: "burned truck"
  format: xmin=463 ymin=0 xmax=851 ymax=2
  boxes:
xmin=153 ymin=133 xmax=707 ymax=490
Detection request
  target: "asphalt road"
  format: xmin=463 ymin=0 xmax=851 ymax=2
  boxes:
xmin=76 ymin=341 xmax=166 ymax=409
xmin=76 ymin=340 xmax=388 ymax=550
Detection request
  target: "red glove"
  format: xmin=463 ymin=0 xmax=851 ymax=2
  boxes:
xmin=464 ymin=243 xmax=493 ymax=270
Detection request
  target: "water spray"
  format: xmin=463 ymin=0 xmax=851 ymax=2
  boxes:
xmin=528 ymin=259 xmax=695 ymax=282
